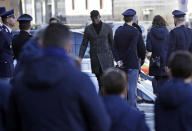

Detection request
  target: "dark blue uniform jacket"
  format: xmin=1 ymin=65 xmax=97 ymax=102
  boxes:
xmin=146 ymin=27 xmax=169 ymax=76
xmin=167 ymin=25 xmax=192 ymax=62
xmin=113 ymin=24 xmax=146 ymax=69
xmin=155 ymin=78 xmax=192 ymax=131
xmin=103 ymin=95 xmax=149 ymax=131
xmin=0 ymin=81 xmax=11 ymax=131
xmin=12 ymin=31 xmax=32 ymax=60
xmin=0 ymin=25 xmax=14 ymax=77
xmin=7 ymin=47 xmax=111 ymax=131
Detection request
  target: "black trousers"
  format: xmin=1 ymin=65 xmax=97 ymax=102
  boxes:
xmin=95 ymin=65 xmax=103 ymax=92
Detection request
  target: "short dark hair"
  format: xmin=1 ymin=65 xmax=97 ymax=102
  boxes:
xmin=102 ymin=68 xmax=128 ymax=95
xmin=49 ymin=17 xmax=61 ymax=24
xmin=90 ymin=10 xmax=100 ymax=18
xmin=43 ymin=23 xmax=71 ymax=48
xmin=152 ymin=15 xmax=167 ymax=28
xmin=19 ymin=21 xmax=31 ymax=31
xmin=123 ymin=16 xmax=133 ymax=23
xmin=2 ymin=17 xmax=7 ymax=24
xmin=168 ymin=51 xmax=192 ymax=78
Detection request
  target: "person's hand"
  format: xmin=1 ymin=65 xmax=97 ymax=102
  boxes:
xmin=117 ymin=60 xmax=123 ymax=67
xmin=165 ymin=66 xmax=169 ymax=73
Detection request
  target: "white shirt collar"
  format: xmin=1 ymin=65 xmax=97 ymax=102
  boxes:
xmin=4 ymin=24 xmax=12 ymax=33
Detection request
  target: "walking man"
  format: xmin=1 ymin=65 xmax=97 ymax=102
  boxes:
xmin=79 ymin=10 xmax=114 ymax=90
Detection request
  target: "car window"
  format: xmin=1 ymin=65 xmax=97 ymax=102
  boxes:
xmin=71 ymin=32 xmax=90 ymax=58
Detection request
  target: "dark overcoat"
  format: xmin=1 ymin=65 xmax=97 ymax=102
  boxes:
xmin=0 ymin=25 xmax=14 ymax=77
xmin=7 ymin=47 xmax=111 ymax=131
xmin=166 ymin=25 xmax=192 ymax=62
xmin=79 ymin=22 xmax=114 ymax=74
xmin=146 ymin=27 xmax=169 ymax=76
xmin=155 ymin=78 xmax=192 ymax=131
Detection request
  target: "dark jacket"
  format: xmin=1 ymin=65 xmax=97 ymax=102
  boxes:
xmin=79 ymin=22 xmax=114 ymax=74
xmin=155 ymin=78 xmax=192 ymax=131
xmin=7 ymin=47 xmax=111 ymax=131
xmin=167 ymin=25 xmax=192 ymax=62
xmin=0 ymin=81 xmax=11 ymax=131
xmin=13 ymin=39 xmax=42 ymax=76
xmin=113 ymin=23 xmax=146 ymax=69
xmin=103 ymin=95 xmax=149 ymax=131
xmin=12 ymin=31 xmax=32 ymax=60
xmin=0 ymin=25 xmax=14 ymax=77
xmin=146 ymin=27 xmax=169 ymax=76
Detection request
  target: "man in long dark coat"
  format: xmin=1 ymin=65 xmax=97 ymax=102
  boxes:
xmin=79 ymin=10 xmax=114 ymax=90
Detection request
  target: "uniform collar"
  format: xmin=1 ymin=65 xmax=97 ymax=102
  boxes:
xmin=20 ymin=30 xmax=31 ymax=36
xmin=3 ymin=24 xmax=12 ymax=33
xmin=124 ymin=23 xmax=132 ymax=27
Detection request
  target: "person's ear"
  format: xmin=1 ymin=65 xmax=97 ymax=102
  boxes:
xmin=65 ymin=41 xmax=72 ymax=53
xmin=101 ymin=88 xmax=106 ymax=96
xmin=167 ymin=67 xmax=172 ymax=78
xmin=38 ymin=39 xmax=44 ymax=48
xmin=123 ymin=87 xmax=128 ymax=95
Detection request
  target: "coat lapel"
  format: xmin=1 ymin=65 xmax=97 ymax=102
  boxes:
xmin=90 ymin=22 xmax=104 ymax=37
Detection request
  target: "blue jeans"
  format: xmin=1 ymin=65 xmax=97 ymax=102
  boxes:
xmin=126 ymin=69 xmax=139 ymax=107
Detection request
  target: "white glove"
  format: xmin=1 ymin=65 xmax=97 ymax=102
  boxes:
xmin=117 ymin=60 xmax=123 ymax=67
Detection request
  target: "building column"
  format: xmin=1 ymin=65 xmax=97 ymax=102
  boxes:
xmin=51 ymin=0 xmax=55 ymax=17
xmin=42 ymin=0 xmax=46 ymax=23
xmin=21 ymin=0 xmax=26 ymax=14
xmin=31 ymin=0 xmax=36 ymax=24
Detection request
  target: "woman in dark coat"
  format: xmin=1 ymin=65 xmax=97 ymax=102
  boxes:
xmin=146 ymin=15 xmax=169 ymax=94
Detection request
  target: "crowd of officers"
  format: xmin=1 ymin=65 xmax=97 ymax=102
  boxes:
xmin=0 ymin=5 xmax=192 ymax=131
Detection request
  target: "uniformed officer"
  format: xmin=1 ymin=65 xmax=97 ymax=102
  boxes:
xmin=0 ymin=7 xmax=6 ymax=29
xmin=113 ymin=9 xmax=146 ymax=107
xmin=12 ymin=14 xmax=33 ymax=60
xmin=0 ymin=9 xmax=16 ymax=82
xmin=166 ymin=10 xmax=192 ymax=62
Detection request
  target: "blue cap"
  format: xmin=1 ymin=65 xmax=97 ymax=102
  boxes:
xmin=0 ymin=7 xmax=6 ymax=16
xmin=1 ymin=9 xmax=14 ymax=18
xmin=17 ymin=14 xmax=32 ymax=21
xmin=172 ymin=10 xmax=185 ymax=17
xmin=122 ymin=9 xmax=136 ymax=16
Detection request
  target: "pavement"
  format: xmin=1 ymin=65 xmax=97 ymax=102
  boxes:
xmin=138 ymin=103 xmax=154 ymax=131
